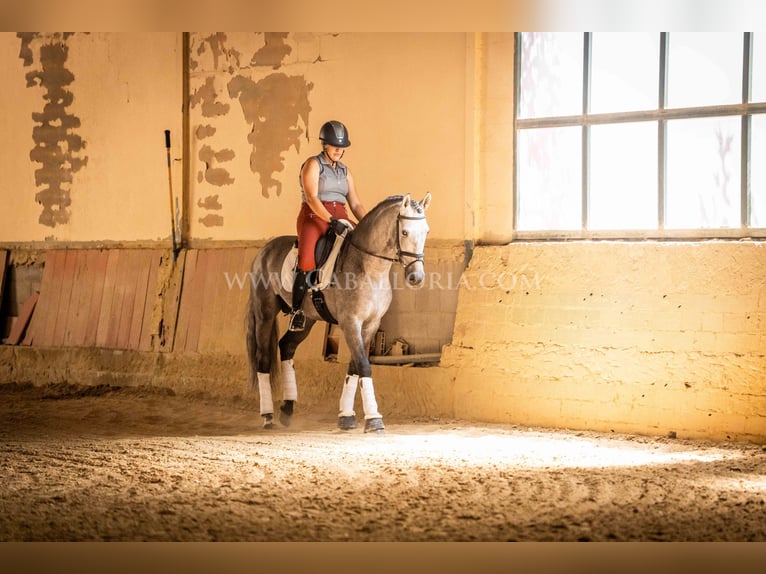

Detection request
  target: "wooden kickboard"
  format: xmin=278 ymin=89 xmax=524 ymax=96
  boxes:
xmin=6 ymin=291 xmax=39 ymax=345
xmin=17 ymin=247 xmax=261 ymax=354
xmin=0 ymin=249 xmax=8 ymax=313
xmin=26 ymin=249 xmax=165 ymax=350
xmin=175 ymin=248 xmax=260 ymax=355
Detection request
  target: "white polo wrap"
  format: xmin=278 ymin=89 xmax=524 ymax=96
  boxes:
xmin=339 ymin=374 xmax=359 ymax=416
xmin=281 ymin=359 xmax=298 ymax=401
xmin=360 ymin=376 xmax=381 ymax=420
xmin=257 ymin=372 xmax=274 ymax=415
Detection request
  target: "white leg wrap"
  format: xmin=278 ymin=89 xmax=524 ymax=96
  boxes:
xmin=339 ymin=374 xmax=359 ymax=416
xmin=281 ymin=359 xmax=298 ymax=401
xmin=360 ymin=376 xmax=382 ymax=420
xmin=257 ymin=372 xmax=274 ymax=415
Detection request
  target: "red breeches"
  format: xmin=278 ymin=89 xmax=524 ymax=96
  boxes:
xmin=296 ymin=201 xmax=349 ymax=271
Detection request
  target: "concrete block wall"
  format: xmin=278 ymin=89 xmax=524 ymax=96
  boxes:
xmin=441 ymin=241 xmax=766 ymax=442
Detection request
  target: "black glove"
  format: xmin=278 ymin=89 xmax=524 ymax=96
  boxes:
xmin=329 ymin=217 xmax=348 ymax=236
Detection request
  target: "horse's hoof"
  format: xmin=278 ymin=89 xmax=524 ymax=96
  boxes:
xmin=364 ymin=417 xmax=385 ymax=433
xmin=279 ymin=401 xmax=294 ymax=427
xmin=338 ymin=415 xmax=357 ymax=431
xmin=262 ymin=413 xmax=275 ymax=429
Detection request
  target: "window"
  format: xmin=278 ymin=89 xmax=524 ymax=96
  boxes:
xmin=515 ymin=32 xmax=766 ymax=238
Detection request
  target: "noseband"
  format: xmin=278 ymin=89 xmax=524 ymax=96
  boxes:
xmin=349 ymin=213 xmax=426 ymax=274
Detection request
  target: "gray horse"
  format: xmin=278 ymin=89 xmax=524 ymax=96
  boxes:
xmin=245 ymin=193 xmax=432 ymax=433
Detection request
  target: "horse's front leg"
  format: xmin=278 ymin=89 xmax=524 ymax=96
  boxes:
xmin=339 ymin=319 xmax=384 ymax=433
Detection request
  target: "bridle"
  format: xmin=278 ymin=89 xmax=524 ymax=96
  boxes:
xmin=349 ymin=213 xmax=427 ymax=274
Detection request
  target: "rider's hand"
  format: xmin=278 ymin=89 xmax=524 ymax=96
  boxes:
xmin=329 ymin=217 xmax=348 ymax=236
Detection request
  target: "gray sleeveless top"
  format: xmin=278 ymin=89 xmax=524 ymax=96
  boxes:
xmin=300 ymin=153 xmax=349 ymax=204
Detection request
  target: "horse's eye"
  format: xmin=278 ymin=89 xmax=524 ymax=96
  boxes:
xmin=401 ymin=230 xmax=409 ymax=237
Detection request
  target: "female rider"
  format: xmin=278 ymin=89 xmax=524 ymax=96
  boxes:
xmin=289 ymin=120 xmax=367 ymax=331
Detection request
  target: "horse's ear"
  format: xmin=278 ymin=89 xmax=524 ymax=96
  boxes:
xmin=401 ymin=194 xmax=412 ymax=209
xmin=421 ymin=192 xmax=432 ymax=211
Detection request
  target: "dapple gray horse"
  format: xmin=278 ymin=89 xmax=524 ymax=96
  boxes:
xmin=245 ymin=193 xmax=431 ymax=433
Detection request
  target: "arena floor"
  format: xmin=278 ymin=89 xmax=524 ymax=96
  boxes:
xmin=1 ymin=382 xmax=765 ymax=542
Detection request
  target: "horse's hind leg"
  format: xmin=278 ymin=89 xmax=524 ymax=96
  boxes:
xmin=276 ymin=318 xmax=316 ymax=426
xmin=247 ymin=289 xmax=280 ymax=428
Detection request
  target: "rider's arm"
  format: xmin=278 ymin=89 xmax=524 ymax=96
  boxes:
xmin=301 ymin=158 xmax=333 ymax=222
xmin=346 ymin=171 xmax=367 ymax=221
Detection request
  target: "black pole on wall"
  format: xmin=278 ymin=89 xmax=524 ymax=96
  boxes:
xmin=164 ymin=129 xmax=179 ymax=263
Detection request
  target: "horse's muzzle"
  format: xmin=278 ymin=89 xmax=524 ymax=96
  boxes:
xmin=405 ymin=261 xmax=425 ymax=286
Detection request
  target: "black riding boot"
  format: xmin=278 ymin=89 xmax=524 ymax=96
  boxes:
xmin=288 ymin=269 xmax=309 ymax=331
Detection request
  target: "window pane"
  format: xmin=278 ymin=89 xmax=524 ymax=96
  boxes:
xmin=589 ymin=122 xmax=658 ymax=230
xmin=751 ymin=116 xmax=766 ymax=227
xmin=517 ymin=127 xmax=581 ymax=230
xmin=591 ymin=33 xmax=659 ymax=114
xmin=518 ymin=33 xmax=583 ymax=119
xmin=666 ymin=117 xmax=741 ymax=229
xmin=753 ymin=33 xmax=766 ymax=103
xmin=667 ymin=33 xmax=742 ymax=108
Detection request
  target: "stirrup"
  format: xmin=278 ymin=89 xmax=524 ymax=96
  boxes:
xmin=288 ymin=310 xmax=306 ymax=332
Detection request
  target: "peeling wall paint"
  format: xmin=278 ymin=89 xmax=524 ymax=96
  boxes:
xmin=18 ymin=33 xmax=88 ymax=228
xmin=189 ymin=33 xmax=239 ymax=227
xmin=198 ymin=213 xmax=224 ymax=227
xmin=190 ymin=74 xmax=235 ymax=227
xmin=195 ymin=124 xmax=216 ymax=140
xmin=228 ymin=72 xmax=312 ymax=198
xmin=189 ymin=31 xmax=314 ymax=234
xmin=250 ymin=33 xmax=291 ymax=69
xmin=195 ymin=32 xmax=242 ymax=73
xmin=189 ymin=77 xmax=230 ymax=118
xmin=197 ymin=195 xmax=222 ymax=210
xmin=198 ymin=145 xmax=236 ymax=187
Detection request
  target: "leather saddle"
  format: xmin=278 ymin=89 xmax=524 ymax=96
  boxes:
xmin=280 ymin=220 xmax=352 ymax=293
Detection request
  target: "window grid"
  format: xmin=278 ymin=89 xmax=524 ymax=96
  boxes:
xmin=658 ymin=32 xmax=668 ymax=230
xmin=742 ymin=33 xmax=752 ymax=227
xmin=582 ymin=33 xmax=592 ymax=230
xmin=514 ymin=32 xmax=766 ymax=239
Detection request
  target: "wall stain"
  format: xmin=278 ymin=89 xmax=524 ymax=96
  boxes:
xmin=195 ymin=124 xmax=217 ymax=140
xmin=18 ymin=33 xmax=88 ymax=228
xmin=199 ymin=213 xmax=224 ymax=227
xmin=228 ymin=73 xmax=312 ymax=198
xmin=250 ymin=33 xmax=291 ymax=69
xmin=190 ymin=77 xmax=230 ymax=118
xmin=190 ymin=77 xmax=235 ymax=199
xmin=198 ymin=145 xmax=235 ymax=186
xmin=197 ymin=195 xmax=222 ymax=210
xmin=196 ymin=32 xmax=242 ymax=74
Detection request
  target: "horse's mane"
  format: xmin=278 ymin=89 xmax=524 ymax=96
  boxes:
xmin=373 ymin=195 xmax=405 ymax=214
xmin=354 ymin=195 xmax=404 ymax=230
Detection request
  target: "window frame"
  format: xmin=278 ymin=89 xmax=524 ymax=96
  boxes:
xmin=513 ymin=32 xmax=766 ymax=240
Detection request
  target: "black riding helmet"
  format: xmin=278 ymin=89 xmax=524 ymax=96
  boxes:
xmin=319 ymin=120 xmax=351 ymax=148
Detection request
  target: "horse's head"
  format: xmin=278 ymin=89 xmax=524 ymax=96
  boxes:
xmin=398 ymin=193 xmax=431 ymax=286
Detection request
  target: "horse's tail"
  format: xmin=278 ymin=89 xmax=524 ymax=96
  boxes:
xmin=245 ymin=288 xmax=258 ymax=391
xmin=245 ymin=284 xmax=281 ymax=392
xmin=268 ymin=319 xmax=280 ymax=386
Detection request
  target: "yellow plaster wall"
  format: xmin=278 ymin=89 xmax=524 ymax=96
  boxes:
xmin=0 ymin=32 xmax=184 ymax=244
xmin=0 ymin=32 xmax=500 ymax=246
xmin=187 ymin=32 xmax=469 ymax=243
